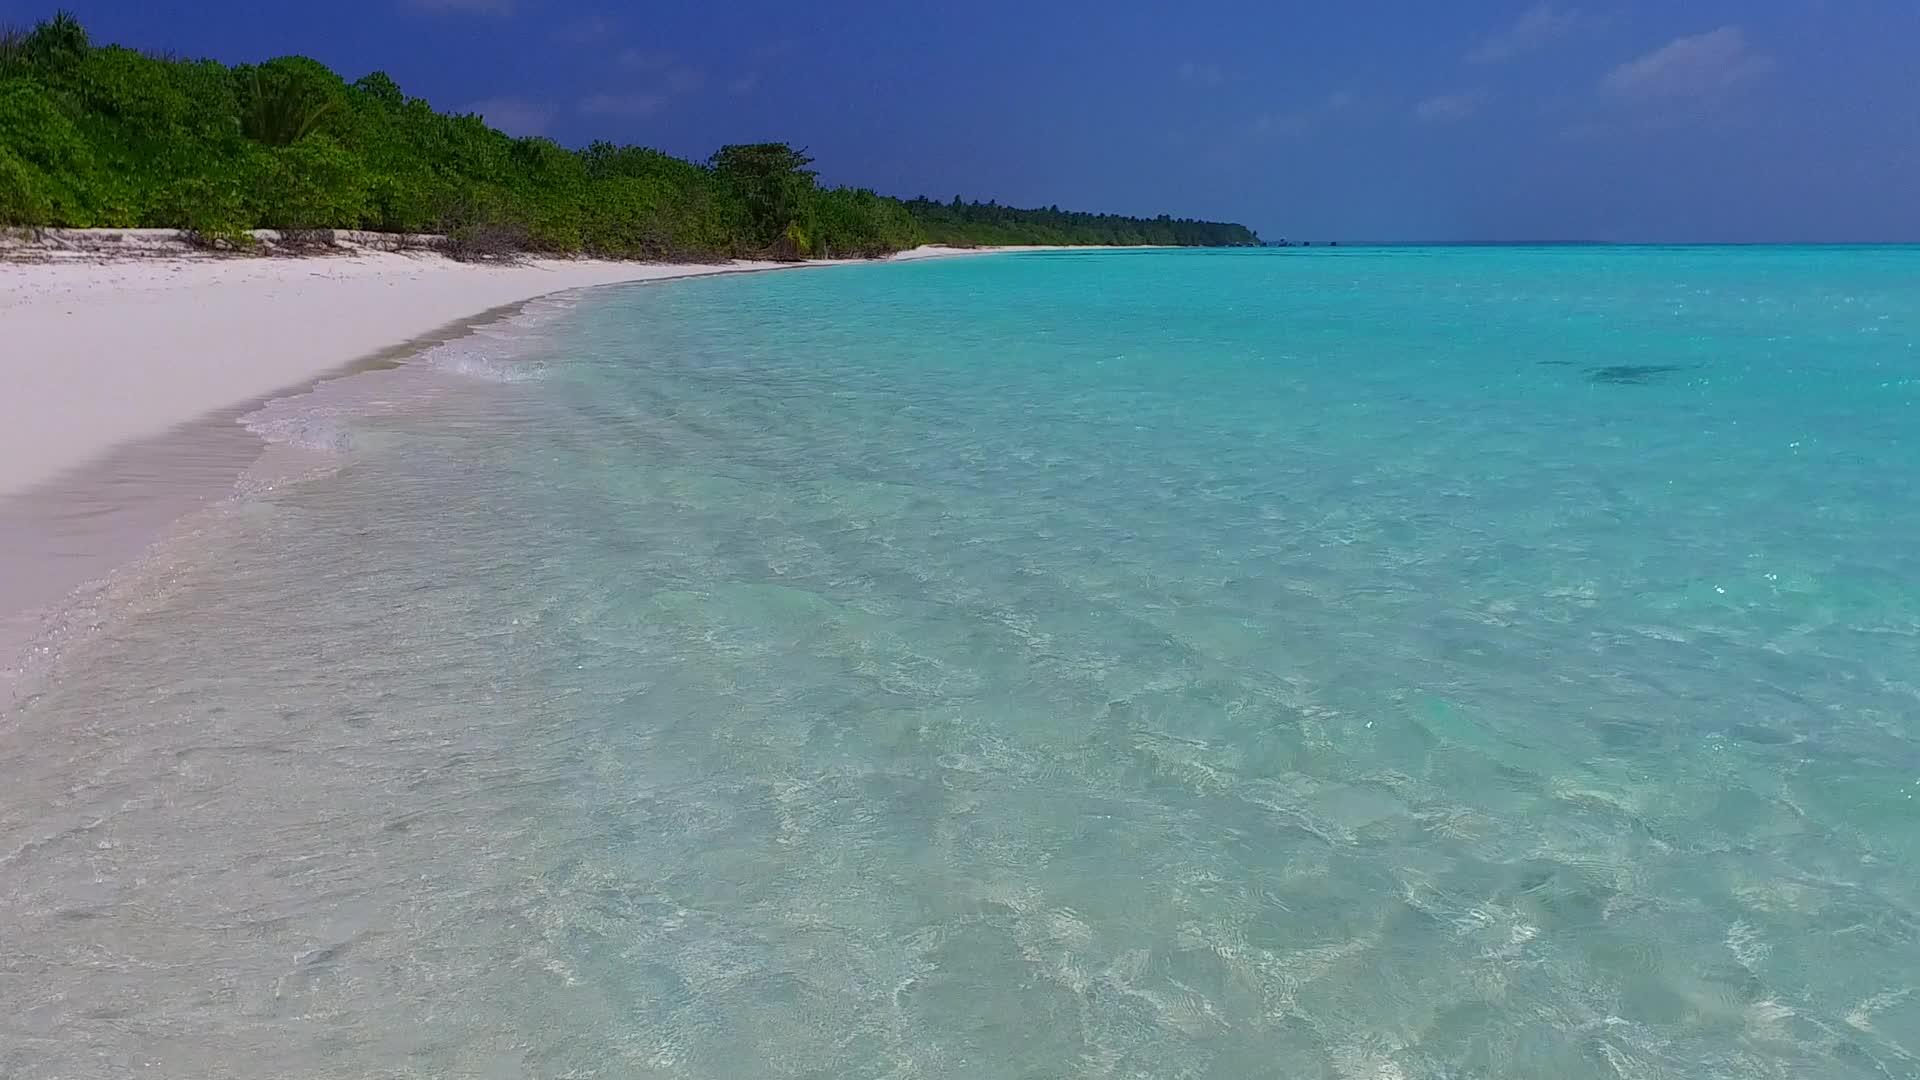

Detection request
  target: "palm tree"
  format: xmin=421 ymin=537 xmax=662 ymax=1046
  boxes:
xmin=239 ymin=66 xmax=336 ymax=147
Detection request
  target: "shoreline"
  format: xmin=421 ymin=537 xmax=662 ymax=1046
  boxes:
xmin=4 ymin=248 xmax=820 ymax=499
xmin=0 ymin=239 xmax=1088 ymax=497
xmin=0 ymin=241 xmax=1076 ymax=680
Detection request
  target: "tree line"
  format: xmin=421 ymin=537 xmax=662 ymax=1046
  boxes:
xmin=903 ymin=198 xmax=1256 ymax=248
xmin=0 ymin=14 xmax=1260 ymax=259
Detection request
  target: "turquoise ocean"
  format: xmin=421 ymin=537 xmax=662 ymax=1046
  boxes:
xmin=5 ymin=247 xmax=1920 ymax=1078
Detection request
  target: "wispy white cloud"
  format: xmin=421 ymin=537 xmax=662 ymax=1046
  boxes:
xmin=1414 ymin=90 xmax=1491 ymax=123
xmin=751 ymin=39 xmax=802 ymax=61
xmin=614 ymin=51 xmax=704 ymax=92
xmin=584 ymin=52 xmax=706 ymax=120
xmin=578 ymin=92 xmax=669 ymax=118
xmin=551 ymin=14 xmax=614 ymax=44
xmin=466 ymin=97 xmax=553 ymax=136
xmin=664 ymin=68 xmax=705 ymax=94
xmin=1177 ymin=61 xmax=1228 ymax=87
xmin=408 ymin=0 xmax=513 ymax=15
xmin=1467 ymin=3 xmax=1596 ymax=63
xmin=1252 ymin=90 xmax=1355 ymax=139
xmin=1601 ymin=26 xmax=1772 ymax=103
xmin=617 ymin=48 xmax=676 ymax=71
xmin=1562 ymin=26 xmax=1773 ymax=138
xmin=1557 ymin=120 xmax=1611 ymax=142
xmin=1252 ymin=110 xmax=1314 ymax=138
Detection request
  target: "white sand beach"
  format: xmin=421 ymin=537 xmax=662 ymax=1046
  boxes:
xmin=0 ymin=249 xmax=810 ymax=664
xmin=2 ymin=251 xmax=802 ymax=497
xmin=0 ymin=241 xmax=1046 ymax=670
xmin=0 ymin=242 xmax=1041 ymax=499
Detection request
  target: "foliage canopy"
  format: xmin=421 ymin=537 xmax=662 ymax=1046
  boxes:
xmin=0 ymin=14 xmax=1260 ymax=257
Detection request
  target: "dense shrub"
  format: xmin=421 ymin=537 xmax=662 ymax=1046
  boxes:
xmin=260 ymin=135 xmax=369 ymax=227
xmin=900 ymin=197 xmax=1258 ymax=247
xmin=0 ymin=78 xmax=93 ymax=223
xmin=0 ymin=13 xmax=1259 ymax=255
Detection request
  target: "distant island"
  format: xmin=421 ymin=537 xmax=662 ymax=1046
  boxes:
xmin=0 ymin=14 xmax=1260 ymax=259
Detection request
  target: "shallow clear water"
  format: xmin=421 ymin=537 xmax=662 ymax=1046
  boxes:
xmin=6 ymin=247 xmax=1920 ymax=1079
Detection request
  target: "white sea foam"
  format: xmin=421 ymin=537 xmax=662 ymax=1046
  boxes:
xmin=241 ymin=293 xmax=571 ymax=453
xmin=418 ymin=297 xmax=577 ymax=383
xmin=6 ymin=296 xmax=573 ymax=697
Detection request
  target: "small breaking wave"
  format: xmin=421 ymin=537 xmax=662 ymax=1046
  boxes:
xmin=240 ymin=394 xmax=359 ymax=452
xmin=9 ymin=293 xmax=582 ymax=697
xmin=241 ymin=292 xmax=574 ymax=452
xmin=419 ymin=294 xmax=578 ymax=383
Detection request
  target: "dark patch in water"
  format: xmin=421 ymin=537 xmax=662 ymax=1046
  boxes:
xmin=1597 ymin=718 xmax=1662 ymax=748
xmin=1515 ymin=867 xmax=1557 ymax=894
xmin=304 ymin=942 xmax=351 ymax=967
xmin=1588 ymin=364 xmax=1682 ymax=385
xmin=1537 ymin=359 xmax=1576 ymax=366
xmin=1728 ymin=722 xmax=1797 ymax=746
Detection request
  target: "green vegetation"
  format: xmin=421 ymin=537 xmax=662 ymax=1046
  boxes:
xmin=904 ymin=197 xmax=1257 ymax=248
xmin=0 ymin=14 xmax=1258 ymax=258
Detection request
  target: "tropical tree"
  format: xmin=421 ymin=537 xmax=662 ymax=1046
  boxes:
xmin=0 ymin=14 xmax=1258 ymax=254
xmin=709 ymin=142 xmax=818 ymax=252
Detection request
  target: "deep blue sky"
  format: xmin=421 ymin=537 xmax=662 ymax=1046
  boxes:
xmin=11 ymin=0 xmax=1918 ymax=241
